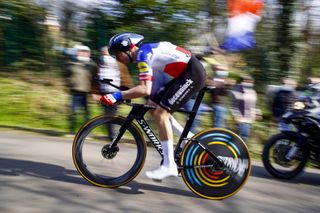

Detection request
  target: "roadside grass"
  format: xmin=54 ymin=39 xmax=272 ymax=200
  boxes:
xmin=0 ymin=72 xmax=276 ymax=158
xmin=0 ymin=72 xmax=147 ymax=134
xmin=0 ymin=72 xmax=92 ymax=133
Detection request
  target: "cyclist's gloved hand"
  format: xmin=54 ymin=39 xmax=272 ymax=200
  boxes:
xmin=100 ymin=92 xmax=122 ymax=105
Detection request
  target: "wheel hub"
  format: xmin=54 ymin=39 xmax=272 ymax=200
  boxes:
xmin=273 ymin=143 xmax=293 ymax=167
xmin=101 ymin=145 xmax=119 ymax=159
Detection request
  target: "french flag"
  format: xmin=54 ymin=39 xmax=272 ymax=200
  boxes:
xmin=221 ymin=0 xmax=264 ymax=52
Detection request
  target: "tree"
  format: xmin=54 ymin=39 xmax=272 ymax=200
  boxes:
xmin=275 ymin=0 xmax=296 ymax=79
xmin=84 ymin=7 xmax=118 ymax=55
xmin=60 ymin=1 xmax=78 ymax=47
xmin=299 ymin=1 xmax=320 ymax=82
xmin=0 ymin=0 xmax=47 ymax=71
xmin=242 ymin=1 xmax=299 ymax=90
xmin=85 ymin=0 xmax=201 ymax=49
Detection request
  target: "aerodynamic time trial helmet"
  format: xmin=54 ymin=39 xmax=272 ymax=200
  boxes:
xmin=108 ymin=32 xmax=144 ymax=56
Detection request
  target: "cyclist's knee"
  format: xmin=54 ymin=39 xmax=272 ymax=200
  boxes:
xmin=149 ymin=108 xmax=157 ymax=117
xmin=152 ymin=107 xmax=170 ymax=121
xmin=147 ymin=100 xmax=158 ymax=117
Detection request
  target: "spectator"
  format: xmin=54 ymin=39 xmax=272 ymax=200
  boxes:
xmin=271 ymin=77 xmax=297 ymax=131
xmin=230 ymin=75 xmax=257 ymax=142
xmin=91 ymin=46 xmax=134 ymax=139
xmin=65 ymin=44 xmax=96 ymax=135
xmin=97 ymin=46 xmax=122 ymax=139
xmin=302 ymin=77 xmax=320 ymax=98
xmin=209 ymin=66 xmax=229 ymax=128
xmin=91 ymin=47 xmax=133 ymax=97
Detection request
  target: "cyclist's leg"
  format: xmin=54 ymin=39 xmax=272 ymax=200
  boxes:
xmin=146 ymin=106 xmax=178 ymax=180
xmin=159 ymin=55 xmax=206 ymax=148
xmin=170 ymin=115 xmax=194 ymax=148
xmin=146 ymin=78 xmax=180 ymax=180
xmin=149 ymin=99 xmax=194 ymax=142
xmin=149 ymin=98 xmax=194 ymax=147
xmin=147 ymin=75 xmax=177 ymax=166
xmin=146 ymin=55 xmax=206 ymax=180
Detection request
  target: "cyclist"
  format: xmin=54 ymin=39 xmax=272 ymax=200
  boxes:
xmin=100 ymin=32 xmax=207 ymax=180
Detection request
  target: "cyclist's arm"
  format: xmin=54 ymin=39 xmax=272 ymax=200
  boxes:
xmin=121 ymin=45 xmax=154 ymax=100
xmin=121 ymin=80 xmax=152 ymax=99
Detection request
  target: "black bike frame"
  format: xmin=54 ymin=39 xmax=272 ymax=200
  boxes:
xmin=102 ymin=78 xmax=223 ymax=167
xmin=133 ymin=86 xmax=207 ymax=157
xmin=175 ymin=88 xmax=206 ymax=150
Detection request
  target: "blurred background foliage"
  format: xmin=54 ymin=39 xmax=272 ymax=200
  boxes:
xmin=0 ymin=0 xmax=320 ymax=144
xmin=1 ymin=0 xmax=320 ymax=85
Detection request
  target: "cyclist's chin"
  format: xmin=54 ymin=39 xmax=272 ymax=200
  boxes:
xmin=116 ymin=55 xmax=130 ymax=66
xmin=123 ymin=60 xmax=130 ymax=66
xmin=118 ymin=58 xmax=130 ymax=66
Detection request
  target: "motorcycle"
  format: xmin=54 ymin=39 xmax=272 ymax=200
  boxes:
xmin=262 ymin=89 xmax=320 ymax=179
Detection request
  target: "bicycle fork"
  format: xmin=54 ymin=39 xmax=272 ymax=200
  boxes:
xmin=102 ymin=105 xmax=156 ymax=159
xmin=101 ymin=117 xmax=134 ymax=159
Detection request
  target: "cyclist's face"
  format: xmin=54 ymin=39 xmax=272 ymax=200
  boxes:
xmin=115 ymin=52 xmax=130 ymax=65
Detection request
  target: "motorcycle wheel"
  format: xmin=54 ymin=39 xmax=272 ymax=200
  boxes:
xmin=262 ymin=133 xmax=309 ymax=179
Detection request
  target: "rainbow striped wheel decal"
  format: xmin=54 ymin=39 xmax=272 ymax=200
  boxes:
xmin=180 ymin=128 xmax=251 ymax=200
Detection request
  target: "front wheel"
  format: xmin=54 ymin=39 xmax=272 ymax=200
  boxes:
xmin=180 ymin=128 xmax=251 ymax=200
xmin=262 ymin=133 xmax=308 ymax=179
xmin=72 ymin=115 xmax=147 ymax=188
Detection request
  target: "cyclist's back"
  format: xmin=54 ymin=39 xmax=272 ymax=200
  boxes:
xmin=137 ymin=42 xmax=191 ymax=79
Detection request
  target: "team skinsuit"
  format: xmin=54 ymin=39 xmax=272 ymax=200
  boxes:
xmin=136 ymin=41 xmax=206 ymax=112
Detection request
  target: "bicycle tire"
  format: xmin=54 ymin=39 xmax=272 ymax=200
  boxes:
xmin=72 ymin=115 xmax=147 ymax=188
xmin=180 ymin=128 xmax=251 ymax=200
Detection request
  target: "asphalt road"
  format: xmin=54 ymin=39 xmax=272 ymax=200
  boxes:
xmin=0 ymin=128 xmax=320 ymax=213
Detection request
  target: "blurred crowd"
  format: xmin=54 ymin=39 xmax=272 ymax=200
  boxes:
xmin=63 ymin=44 xmax=132 ymax=137
xmin=268 ymin=76 xmax=320 ymax=131
xmin=63 ymin=43 xmax=259 ymax=144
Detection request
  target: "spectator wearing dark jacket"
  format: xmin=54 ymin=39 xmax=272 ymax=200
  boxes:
xmin=65 ymin=44 xmax=96 ymax=135
xmin=210 ymin=68 xmax=229 ymax=128
xmin=230 ymin=75 xmax=257 ymax=142
xmin=272 ymin=78 xmax=297 ymax=131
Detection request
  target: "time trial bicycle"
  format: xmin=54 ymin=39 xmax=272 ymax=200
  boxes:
xmin=72 ymin=79 xmax=251 ymax=200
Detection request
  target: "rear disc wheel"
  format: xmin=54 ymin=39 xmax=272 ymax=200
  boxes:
xmin=180 ymin=128 xmax=251 ymax=200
